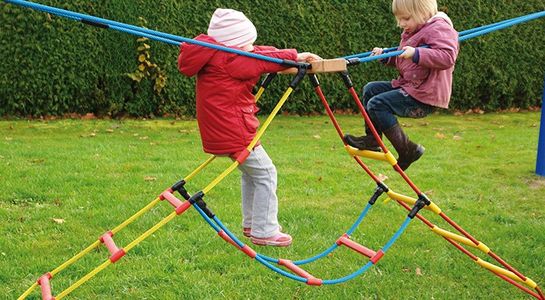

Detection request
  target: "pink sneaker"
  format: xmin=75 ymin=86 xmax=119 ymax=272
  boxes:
xmin=250 ymin=232 xmax=292 ymax=247
xmin=243 ymin=225 xmax=282 ymax=238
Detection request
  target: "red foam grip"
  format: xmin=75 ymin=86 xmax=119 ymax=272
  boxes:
xmin=337 ymin=234 xmax=376 ymax=258
xmin=175 ymin=201 xmax=191 ymax=215
xmin=109 ymin=249 xmax=126 ymax=263
xmin=38 ymin=273 xmax=55 ymax=300
xmin=278 ymin=259 xmax=322 ymax=285
xmin=218 ymin=230 xmax=238 ymax=247
xmin=159 ymin=188 xmax=171 ymax=200
xmin=240 ymin=245 xmax=257 ymax=258
xmin=161 ymin=191 xmax=184 ymax=209
xmin=370 ymin=250 xmax=384 ymax=264
xmin=99 ymin=231 xmax=113 ymax=243
xmin=235 ymin=149 xmax=251 ymax=164
xmin=306 ymin=277 xmax=323 ymax=286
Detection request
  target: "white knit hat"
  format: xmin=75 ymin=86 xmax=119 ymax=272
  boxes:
xmin=207 ymin=8 xmax=257 ymax=48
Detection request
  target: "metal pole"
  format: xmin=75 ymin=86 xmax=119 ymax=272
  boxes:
xmin=537 ymin=73 xmax=545 ymax=176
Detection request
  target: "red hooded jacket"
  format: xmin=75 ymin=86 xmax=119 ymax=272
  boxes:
xmin=178 ymin=34 xmax=297 ymax=155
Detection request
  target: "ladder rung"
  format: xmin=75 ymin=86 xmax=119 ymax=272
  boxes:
xmin=278 ymin=259 xmax=322 ymax=286
xmin=160 ymin=190 xmax=192 ymax=215
xmin=100 ymin=232 xmax=126 ymax=263
xmin=336 ymin=234 xmax=376 ymax=258
xmin=37 ymin=273 xmax=54 ymax=300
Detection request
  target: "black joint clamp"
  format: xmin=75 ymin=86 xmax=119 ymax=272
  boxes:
xmin=368 ymin=186 xmax=384 ymax=205
xmin=408 ymin=196 xmax=430 ymax=219
xmin=188 ymin=191 xmax=204 ymax=205
xmin=289 ymin=66 xmax=309 ymax=89
xmin=346 ymin=58 xmax=360 ymax=66
xmin=195 ymin=198 xmax=215 ymax=218
xmin=339 ymin=71 xmax=353 ymax=88
xmin=308 ymin=74 xmax=320 ymax=87
xmin=81 ymin=19 xmax=109 ymax=29
xmin=171 ymin=180 xmax=191 ymax=200
xmin=260 ymin=73 xmax=277 ymax=89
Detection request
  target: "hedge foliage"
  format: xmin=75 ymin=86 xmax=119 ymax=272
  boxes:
xmin=1 ymin=0 xmax=544 ymax=117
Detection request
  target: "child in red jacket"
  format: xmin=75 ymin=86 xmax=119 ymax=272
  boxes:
xmin=178 ymin=8 xmax=320 ymax=247
xmin=345 ymin=0 xmax=458 ymax=170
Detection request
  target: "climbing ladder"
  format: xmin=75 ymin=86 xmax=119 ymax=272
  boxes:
xmin=6 ymin=1 xmax=544 ymax=299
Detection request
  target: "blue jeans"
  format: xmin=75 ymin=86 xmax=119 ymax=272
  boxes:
xmin=362 ymin=81 xmax=434 ymax=132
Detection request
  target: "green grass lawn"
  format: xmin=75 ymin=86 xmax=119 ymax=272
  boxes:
xmin=1 ymin=113 xmax=544 ymax=299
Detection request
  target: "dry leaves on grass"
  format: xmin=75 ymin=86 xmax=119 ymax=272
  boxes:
xmin=144 ymin=176 xmax=157 ymax=182
xmin=51 ymin=218 xmax=65 ymax=224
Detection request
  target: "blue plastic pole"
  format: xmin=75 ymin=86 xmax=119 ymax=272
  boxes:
xmin=537 ymin=74 xmax=545 ymax=176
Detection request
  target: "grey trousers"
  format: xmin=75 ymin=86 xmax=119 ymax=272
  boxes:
xmin=237 ymin=145 xmax=280 ymax=238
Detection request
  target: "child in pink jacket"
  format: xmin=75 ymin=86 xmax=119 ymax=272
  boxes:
xmin=178 ymin=8 xmax=320 ymax=246
xmin=345 ymin=0 xmax=459 ymax=170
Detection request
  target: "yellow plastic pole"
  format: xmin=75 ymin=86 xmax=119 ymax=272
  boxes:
xmin=56 ymin=260 xmax=112 ymax=299
xmin=247 ymin=87 xmax=294 ymax=151
xmin=18 ymin=282 xmax=38 ymax=300
xmin=431 ymin=226 xmax=489 ymax=253
xmin=476 ymin=259 xmax=537 ymax=289
xmin=184 ymin=155 xmax=216 ymax=182
xmin=50 ymin=241 xmax=102 ymax=276
xmin=202 ymin=87 xmax=294 ymax=194
xmin=124 ymin=211 xmax=178 ymax=252
xmin=111 ymin=197 xmax=162 ymax=234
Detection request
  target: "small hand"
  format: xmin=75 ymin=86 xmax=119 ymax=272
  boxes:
xmin=370 ymin=47 xmax=384 ymax=56
xmin=399 ymin=46 xmax=415 ymax=60
xmin=297 ymin=52 xmax=322 ymax=62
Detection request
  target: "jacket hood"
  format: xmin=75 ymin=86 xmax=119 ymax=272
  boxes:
xmin=178 ymin=34 xmax=220 ymax=77
xmin=428 ymin=12 xmax=454 ymax=28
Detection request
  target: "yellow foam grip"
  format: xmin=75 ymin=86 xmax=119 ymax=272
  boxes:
xmin=476 ymin=259 xmax=537 ymax=289
xmin=431 ymin=226 xmax=488 ymax=252
xmin=386 ymin=191 xmax=442 ymax=214
xmin=344 ymin=146 xmax=399 ymax=166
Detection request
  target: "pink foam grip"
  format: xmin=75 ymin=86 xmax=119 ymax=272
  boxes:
xmin=370 ymin=250 xmax=385 ymax=264
xmin=218 ymin=230 xmax=238 ymax=247
xmin=175 ymin=201 xmax=191 ymax=215
xmin=38 ymin=273 xmax=55 ymax=300
xmin=235 ymin=149 xmax=251 ymax=164
xmin=109 ymin=249 xmax=126 ymax=263
xmin=240 ymin=245 xmax=257 ymax=258
xmin=159 ymin=188 xmax=174 ymax=200
xmin=336 ymin=234 xmax=376 ymax=258
xmin=160 ymin=191 xmax=184 ymax=210
xmin=278 ymin=259 xmax=322 ymax=286
xmin=100 ymin=232 xmax=120 ymax=256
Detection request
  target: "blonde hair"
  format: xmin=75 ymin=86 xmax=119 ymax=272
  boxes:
xmin=392 ymin=0 xmax=438 ymax=25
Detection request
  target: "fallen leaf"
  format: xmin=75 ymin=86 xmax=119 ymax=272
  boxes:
xmin=144 ymin=176 xmax=157 ymax=182
xmin=313 ymin=135 xmax=321 ymax=139
xmin=452 ymin=135 xmax=462 ymax=140
xmin=52 ymin=218 xmax=65 ymax=224
xmin=377 ymin=173 xmax=389 ymax=182
xmin=416 ymin=267 xmax=423 ymax=276
xmin=106 ymin=129 xmax=114 ymax=133
xmin=435 ymin=133 xmax=446 ymax=139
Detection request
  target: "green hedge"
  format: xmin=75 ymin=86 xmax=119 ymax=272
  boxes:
xmin=1 ymin=0 xmax=544 ymax=117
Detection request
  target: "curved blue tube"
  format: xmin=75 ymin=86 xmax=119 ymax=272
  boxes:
xmin=343 ymin=10 xmax=545 ymax=60
xmin=4 ymin=0 xmax=298 ymax=66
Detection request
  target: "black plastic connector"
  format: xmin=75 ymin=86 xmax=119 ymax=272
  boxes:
xmin=81 ymin=19 xmax=109 ymax=29
xmin=309 ymin=74 xmax=320 ymax=88
xmin=368 ymin=182 xmax=390 ymax=205
xmin=195 ymin=198 xmax=215 ymax=218
xmin=408 ymin=194 xmax=432 ymax=219
xmin=346 ymin=58 xmax=360 ymax=66
xmin=171 ymin=180 xmax=191 ymax=200
xmin=260 ymin=73 xmax=277 ymax=90
xmin=339 ymin=71 xmax=353 ymax=89
xmin=289 ymin=67 xmax=309 ymax=89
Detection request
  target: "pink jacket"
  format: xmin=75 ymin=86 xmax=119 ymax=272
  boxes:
xmin=388 ymin=12 xmax=459 ymax=108
xmin=178 ymin=34 xmax=297 ymax=155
